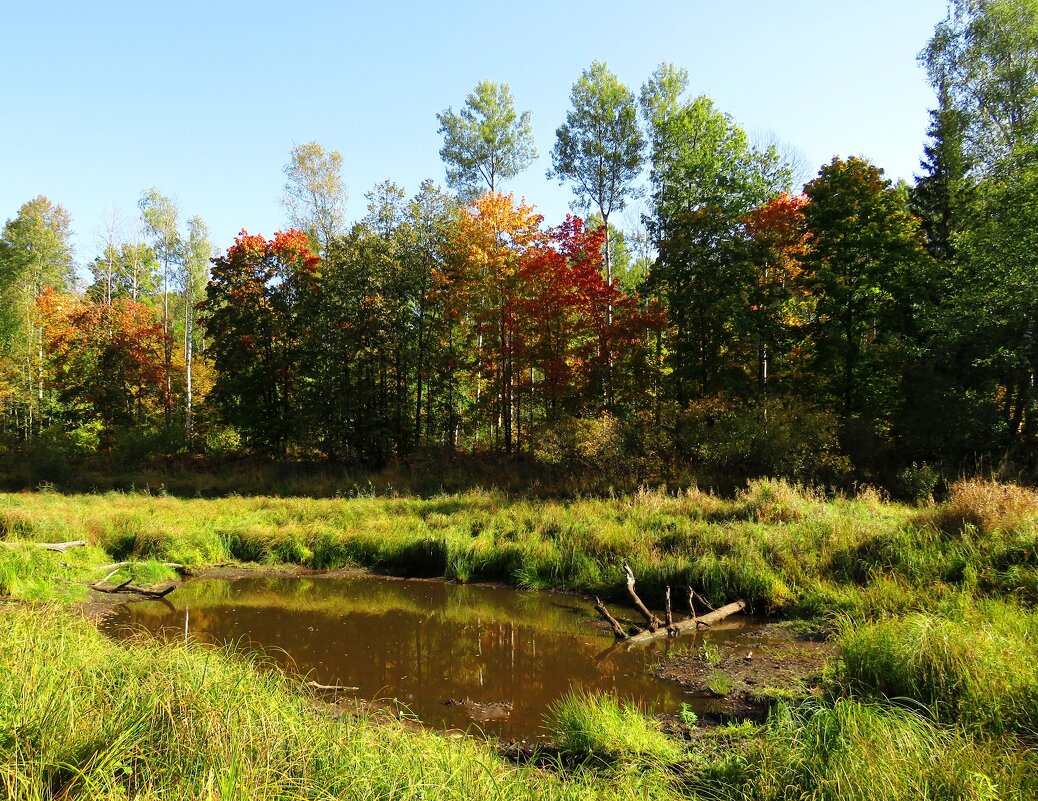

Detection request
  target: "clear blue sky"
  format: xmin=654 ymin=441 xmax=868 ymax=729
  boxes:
xmin=1 ymin=0 xmax=949 ymax=270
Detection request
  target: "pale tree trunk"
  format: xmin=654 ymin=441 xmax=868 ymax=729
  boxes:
xmin=184 ymin=283 xmax=193 ymax=440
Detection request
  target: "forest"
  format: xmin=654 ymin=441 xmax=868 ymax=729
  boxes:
xmin=2 ymin=2 xmax=1037 ymax=497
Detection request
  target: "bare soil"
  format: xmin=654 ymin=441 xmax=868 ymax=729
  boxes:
xmin=655 ymin=622 xmax=834 ymax=725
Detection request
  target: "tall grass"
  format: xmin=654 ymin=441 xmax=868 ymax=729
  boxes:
xmin=692 ymin=699 xmax=1038 ymax=801
xmin=0 ymin=607 xmax=672 ymax=801
xmin=835 ymin=603 xmax=1038 ymax=735
xmin=545 ymin=691 xmax=682 ymax=765
xmin=1 ymin=477 xmax=1036 ymax=618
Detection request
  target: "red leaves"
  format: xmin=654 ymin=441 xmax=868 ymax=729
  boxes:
xmin=38 ymin=289 xmax=169 ymax=429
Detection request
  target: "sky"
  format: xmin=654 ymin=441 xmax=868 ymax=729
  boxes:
xmin=1 ymin=0 xmax=950 ymax=272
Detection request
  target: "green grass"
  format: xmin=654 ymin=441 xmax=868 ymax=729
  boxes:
xmin=545 ymin=691 xmax=683 ymax=765
xmin=2 ymin=479 xmax=1038 ymax=799
xmin=0 ymin=607 xmax=677 ymax=801
xmin=691 ymin=699 xmax=1038 ymax=801
xmin=3 ymin=477 xmax=1034 ymax=619
xmin=834 ymin=602 xmax=1038 ymax=735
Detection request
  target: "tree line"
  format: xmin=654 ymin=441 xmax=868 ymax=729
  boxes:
xmin=2 ymin=0 xmax=1037 ymax=493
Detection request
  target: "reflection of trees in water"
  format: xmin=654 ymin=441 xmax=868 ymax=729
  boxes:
xmin=109 ymin=575 xmax=686 ymax=736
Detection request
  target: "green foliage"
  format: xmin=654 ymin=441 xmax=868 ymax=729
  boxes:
xmin=803 ymin=157 xmax=933 ymax=438
xmin=0 ymin=607 xmax=661 ymax=800
xmin=281 ymin=141 xmax=347 ymax=252
xmin=437 ymin=81 xmax=536 ymax=197
xmin=678 ymin=702 xmax=698 ymax=727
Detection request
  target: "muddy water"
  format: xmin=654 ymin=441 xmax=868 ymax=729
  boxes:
xmin=103 ymin=574 xmax=761 ymax=739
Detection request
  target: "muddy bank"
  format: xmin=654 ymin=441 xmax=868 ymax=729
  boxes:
xmin=654 ymin=623 xmax=833 ymax=722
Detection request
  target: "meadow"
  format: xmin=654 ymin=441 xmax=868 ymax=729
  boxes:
xmin=1 ymin=478 xmax=1037 ymax=799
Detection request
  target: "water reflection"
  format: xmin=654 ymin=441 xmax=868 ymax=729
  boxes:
xmin=103 ymin=574 xmax=755 ymax=739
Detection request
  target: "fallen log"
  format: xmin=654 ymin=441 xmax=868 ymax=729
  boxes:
xmin=94 ymin=561 xmax=188 ymax=574
xmin=623 ymin=600 xmax=747 ymax=645
xmin=1 ymin=540 xmax=88 ymax=553
xmin=91 ymin=580 xmax=178 ymax=598
xmin=593 ymin=566 xmax=746 ymax=646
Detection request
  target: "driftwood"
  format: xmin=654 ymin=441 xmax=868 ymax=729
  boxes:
xmin=91 ymin=579 xmax=179 ymax=598
xmin=1 ymin=540 xmax=88 ymax=553
xmin=95 ymin=561 xmax=188 ymax=573
xmin=306 ymin=680 xmax=359 ymax=692
xmin=594 ymin=597 xmax=629 ymax=638
xmin=88 ymin=562 xmax=187 ymax=598
xmin=623 ymin=600 xmax=747 ymax=644
xmin=594 ymin=568 xmax=746 ymax=646
xmin=624 ymin=564 xmax=664 ymax=630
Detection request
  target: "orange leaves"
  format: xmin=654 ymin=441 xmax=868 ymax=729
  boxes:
xmin=38 ymin=290 xmax=169 ymax=430
xmin=447 ymin=193 xmax=650 ymax=415
xmin=745 ymin=193 xmax=811 ymax=313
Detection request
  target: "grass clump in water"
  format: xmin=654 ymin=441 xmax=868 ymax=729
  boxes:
xmin=545 ymin=690 xmax=683 ymax=765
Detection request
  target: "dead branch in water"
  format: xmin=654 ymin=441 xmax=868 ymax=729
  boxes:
xmin=306 ymin=680 xmax=359 ymax=692
xmin=624 ymin=600 xmax=747 ymax=644
xmin=594 ymin=597 xmax=629 ymax=638
xmin=624 ymin=563 xmax=664 ymax=630
xmin=593 ymin=567 xmax=746 ymax=646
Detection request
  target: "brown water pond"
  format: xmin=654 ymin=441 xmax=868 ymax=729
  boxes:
xmin=102 ymin=574 xmax=765 ymax=740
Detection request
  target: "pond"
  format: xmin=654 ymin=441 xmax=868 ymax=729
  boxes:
xmin=102 ymin=573 xmax=762 ymax=740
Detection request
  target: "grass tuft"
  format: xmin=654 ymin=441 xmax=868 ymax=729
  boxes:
xmin=545 ymin=690 xmax=683 ymax=765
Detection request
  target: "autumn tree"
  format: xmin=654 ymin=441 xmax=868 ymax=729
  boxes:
xmin=450 ymin=192 xmax=542 ymax=451
xmin=0 ymin=196 xmax=74 ymax=436
xmin=437 ymin=82 xmax=537 ymax=198
xmin=203 ymin=230 xmax=321 ymax=455
xmin=744 ymin=193 xmax=810 ymax=392
xmin=38 ymin=289 xmax=168 ymax=438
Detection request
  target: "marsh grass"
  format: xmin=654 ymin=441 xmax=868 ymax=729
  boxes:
xmin=931 ymin=479 xmax=1038 ymax=536
xmin=693 ymin=699 xmax=1038 ymax=801
xmin=835 ymin=603 xmax=1038 ymax=735
xmin=3 ymin=479 xmax=1038 ymax=800
xmin=545 ymin=691 xmax=683 ymax=765
xmin=0 ymin=607 xmax=672 ymax=801
xmin=0 ymin=478 xmax=1036 ymax=621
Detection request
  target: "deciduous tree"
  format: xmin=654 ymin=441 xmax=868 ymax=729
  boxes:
xmin=282 ymin=141 xmax=348 ymax=254
xmin=437 ymin=82 xmax=536 ymax=198
xmin=203 ymin=230 xmax=321 ymax=454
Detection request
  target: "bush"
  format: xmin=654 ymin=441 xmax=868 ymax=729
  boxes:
xmin=676 ymin=396 xmax=852 ymax=485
